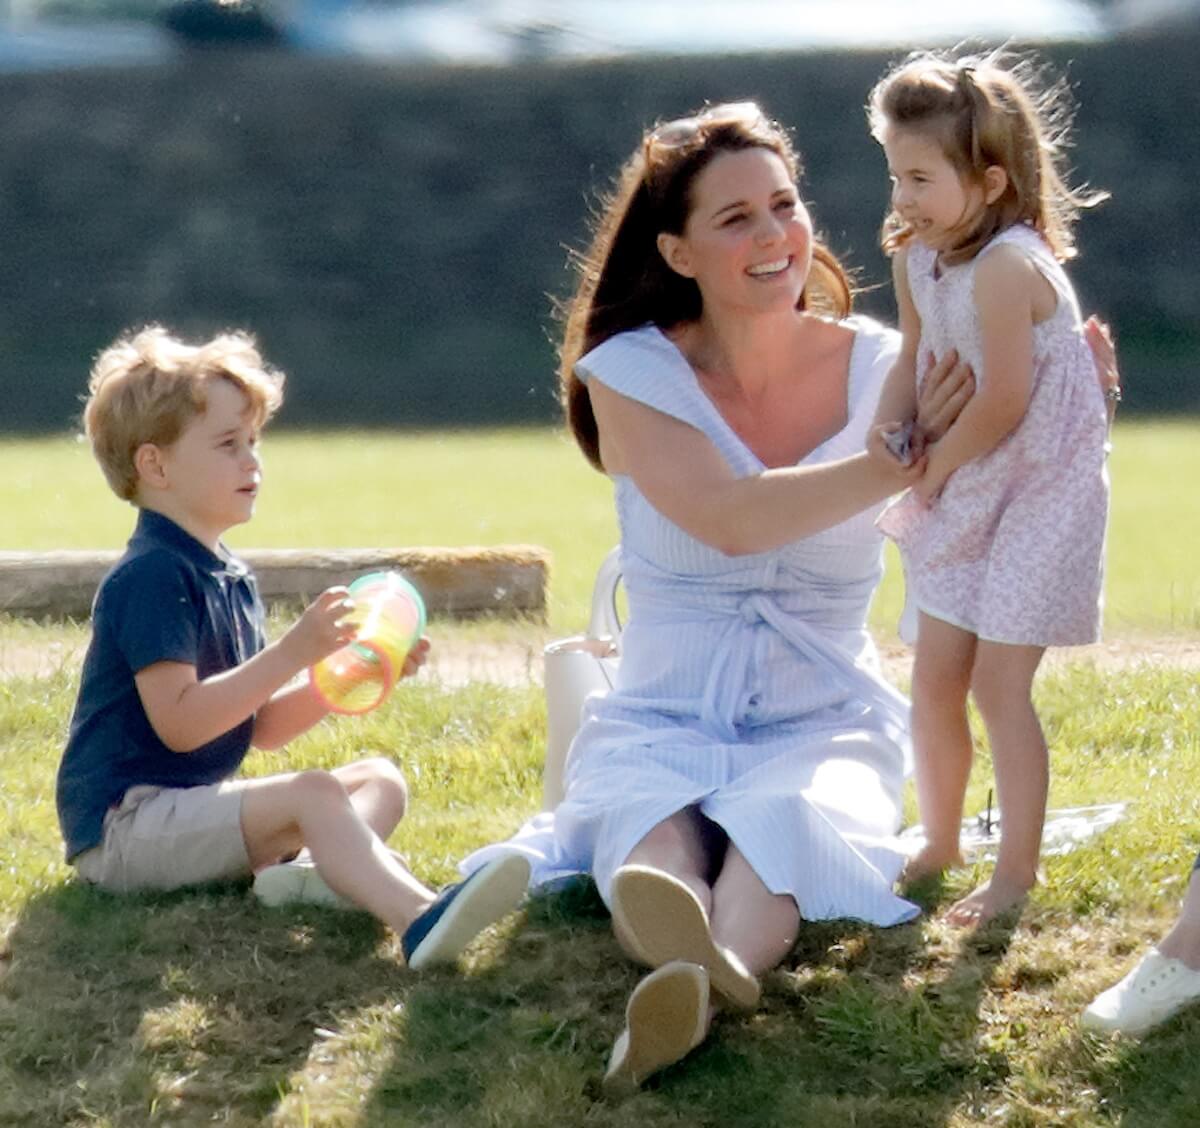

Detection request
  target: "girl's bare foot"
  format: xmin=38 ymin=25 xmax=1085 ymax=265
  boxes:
xmin=902 ymin=843 xmax=965 ymax=883
xmin=943 ymin=872 xmax=1035 ymax=927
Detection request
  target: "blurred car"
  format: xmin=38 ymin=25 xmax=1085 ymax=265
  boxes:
xmin=179 ymin=0 xmax=1110 ymax=60
xmin=0 ymin=0 xmax=1122 ymax=71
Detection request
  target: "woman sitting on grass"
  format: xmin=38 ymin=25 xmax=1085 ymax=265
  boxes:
xmin=468 ymin=100 xmax=1117 ymax=1091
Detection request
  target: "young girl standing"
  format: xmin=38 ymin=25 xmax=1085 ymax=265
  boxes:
xmin=867 ymin=52 xmax=1114 ymax=925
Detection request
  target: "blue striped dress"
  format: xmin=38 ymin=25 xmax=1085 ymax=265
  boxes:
xmin=467 ymin=316 xmax=919 ymax=927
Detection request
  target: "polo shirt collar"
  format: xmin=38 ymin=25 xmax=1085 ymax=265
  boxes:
xmin=131 ymin=509 xmax=250 ymax=578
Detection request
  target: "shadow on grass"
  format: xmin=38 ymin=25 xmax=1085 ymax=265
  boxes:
xmin=733 ymin=886 xmax=1020 ymax=1127
xmin=0 ymin=877 xmax=403 ymax=1124
xmin=0 ymin=871 xmax=1025 ymax=1126
xmin=355 ymin=876 xmax=1020 ymax=1128
xmin=358 ymin=878 xmax=647 ymax=1127
xmin=1084 ymin=1005 xmax=1200 ymax=1127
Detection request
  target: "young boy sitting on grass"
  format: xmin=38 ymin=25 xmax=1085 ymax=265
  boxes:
xmin=55 ymin=325 xmax=529 ymax=969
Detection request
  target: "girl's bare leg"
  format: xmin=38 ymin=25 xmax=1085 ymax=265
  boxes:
xmin=946 ymin=640 xmax=1047 ymax=926
xmin=905 ymin=613 xmax=978 ymax=879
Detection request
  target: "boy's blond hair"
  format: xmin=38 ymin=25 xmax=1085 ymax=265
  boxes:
xmin=84 ymin=326 xmax=285 ymax=502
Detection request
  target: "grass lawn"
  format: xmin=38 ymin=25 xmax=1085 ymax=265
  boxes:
xmin=1 ymin=420 xmax=1199 ymax=1126
xmin=3 ymin=418 xmax=1198 ymax=633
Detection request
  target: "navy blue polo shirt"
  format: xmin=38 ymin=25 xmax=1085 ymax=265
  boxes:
xmin=56 ymin=509 xmax=266 ymax=862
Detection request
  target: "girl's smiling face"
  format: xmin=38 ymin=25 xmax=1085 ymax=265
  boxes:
xmin=655 ymin=147 xmax=814 ymax=313
xmin=882 ymin=126 xmax=988 ymax=253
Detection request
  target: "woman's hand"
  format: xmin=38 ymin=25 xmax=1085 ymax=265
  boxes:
xmin=914 ymin=349 xmax=975 ymax=452
xmin=1084 ymin=315 xmax=1121 ymax=405
xmin=867 ymin=423 xmax=926 ymax=485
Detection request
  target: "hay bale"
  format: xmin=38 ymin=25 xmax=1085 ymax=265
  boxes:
xmin=0 ymin=546 xmax=549 ymax=621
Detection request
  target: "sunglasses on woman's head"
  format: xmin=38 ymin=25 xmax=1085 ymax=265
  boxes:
xmin=644 ymin=102 xmax=768 ymax=157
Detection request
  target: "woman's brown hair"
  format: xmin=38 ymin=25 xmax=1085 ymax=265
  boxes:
xmin=559 ymin=102 xmax=853 ymax=471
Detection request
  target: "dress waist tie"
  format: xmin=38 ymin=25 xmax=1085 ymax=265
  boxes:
xmin=742 ymin=593 xmax=912 ymax=773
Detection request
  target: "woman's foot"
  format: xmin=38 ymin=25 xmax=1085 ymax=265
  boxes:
xmin=603 ymin=961 xmax=710 ymax=1095
xmin=610 ymin=864 xmax=760 ymax=1010
xmin=943 ymin=871 xmax=1034 ymax=928
xmin=1082 ymin=948 xmax=1200 ymax=1035
xmin=1156 ymin=921 xmax=1200 ymax=970
xmin=902 ymin=843 xmax=965 ymax=883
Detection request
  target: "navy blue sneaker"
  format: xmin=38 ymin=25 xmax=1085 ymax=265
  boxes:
xmin=401 ymin=853 xmax=531 ymax=970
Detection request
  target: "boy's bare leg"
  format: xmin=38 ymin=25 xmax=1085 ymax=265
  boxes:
xmin=905 ymin=613 xmax=977 ymax=880
xmin=946 ymin=640 xmax=1047 ymax=926
xmin=239 ymin=770 xmax=435 ymax=935
xmin=331 ymin=757 xmax=408 ymax=839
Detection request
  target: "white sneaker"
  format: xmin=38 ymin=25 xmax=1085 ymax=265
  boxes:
xmin=253 ymin=859 xmax=350 ymax=910
xmin=1082 ymin=948 xmax=1200 ymax=1035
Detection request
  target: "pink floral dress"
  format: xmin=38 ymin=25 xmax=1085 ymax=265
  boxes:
xmin=877 ymin=223 xmax=1109 ymax=646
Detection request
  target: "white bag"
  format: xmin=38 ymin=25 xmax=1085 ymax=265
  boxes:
xmin=541 ymin=547 xmax=622 ymax=810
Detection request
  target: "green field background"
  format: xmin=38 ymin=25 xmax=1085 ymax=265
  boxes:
xmin=3 ymin=418 xmax=1197 ymax=634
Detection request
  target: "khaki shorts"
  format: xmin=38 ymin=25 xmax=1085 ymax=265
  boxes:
xmin=74 ymin=781 xmax=251 ymax=893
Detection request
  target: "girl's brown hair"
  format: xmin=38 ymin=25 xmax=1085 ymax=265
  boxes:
xmin=559 ymin=101 xmax=853 ymax=471
xmin=868 ymin=50 xmax=1107 ymax=267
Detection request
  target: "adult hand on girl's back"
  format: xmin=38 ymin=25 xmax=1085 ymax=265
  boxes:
xmin=1084 ymin=315 xmax=1121 ymax=399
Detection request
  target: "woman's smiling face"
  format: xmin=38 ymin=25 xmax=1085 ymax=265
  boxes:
xmin=656 ymin=147 xmax=813 ymax=314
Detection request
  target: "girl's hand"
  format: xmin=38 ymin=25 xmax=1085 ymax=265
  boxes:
xmin=912 ymin=473 xmax=943 ymax=506
xmin=911 ymin=448 xmax=952 ymax=505
xmin=916 ymin=348 xmax=975 ymax=445
xmin=399 ymin=636 xmax=431 ymax=680
xmin=280 ymin=587 xmax=358 ymax=668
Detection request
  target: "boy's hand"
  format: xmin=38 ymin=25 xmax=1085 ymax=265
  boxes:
xmin=399 ymin=636 xmax=431 ymax=680
xmin=280 ymin=587 xmax=359 ymax=669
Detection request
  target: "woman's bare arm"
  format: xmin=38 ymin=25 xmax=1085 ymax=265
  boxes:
xmin=590 ymin=380 xmax=922 ymax=556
